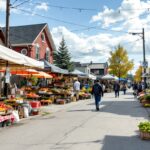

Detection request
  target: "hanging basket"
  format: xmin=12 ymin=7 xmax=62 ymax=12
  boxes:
xmin=140 ymin=131 xmax=150 ymax=140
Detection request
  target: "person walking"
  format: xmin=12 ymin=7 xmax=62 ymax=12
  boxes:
xmin=73 ymin=78 xmax=80 ymax=100
xmin=137 ymin=82 xmax=142 ymax=96
xmin=122 ymin=83 xmax=127 ymax=95
xmin=92 ymin=80 xmax=103 ymax=111
xmin=133 ymin=82 xmax=138 ymax=98
xmin=113 ymin=81 xmax=120 ymax=98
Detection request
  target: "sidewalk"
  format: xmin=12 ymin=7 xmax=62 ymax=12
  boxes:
xmin=0 ymin=90 xmax=150 ymax=150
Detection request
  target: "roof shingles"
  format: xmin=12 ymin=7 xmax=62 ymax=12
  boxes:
xmin=2 ymin=23 xmax=47 ymax=45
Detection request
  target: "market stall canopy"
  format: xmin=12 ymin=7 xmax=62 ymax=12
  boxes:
xmin=101 ymin=74 xmax=115 ymax=80
xmin=16 ymin=70 xmax=52 ymax=78
xmin=34 ymin=71 xmax=52 ymax=78
xmin=0 ymin=45 xmax=44 ymax=69
xmin=41 ymin=59 xmax=68 ymax=74
xmin=118 ymin=77 xmax=127 ymax=81
xmin=114 ymin=76 xmax=119 ymax=80
xmin=70 ymin=69 xmax=87 ymax=76
xmin=88 ymin=74 xmax=97 ymax=80
xmin=0 ymin=69 xmax=38 ymax=75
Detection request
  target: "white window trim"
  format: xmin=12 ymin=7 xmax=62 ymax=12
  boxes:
xmin=46 ymin=47 xmax=50 ymax=61
xmin=41 ymin=32 xmax=45 ymax=42
xmin=35 ymin=44 xmax=40 ymax=60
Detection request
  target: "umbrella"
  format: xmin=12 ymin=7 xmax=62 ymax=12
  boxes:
xmin=0 ymin=69 xmax=38 ymax=75
xmin=19 ymin=71 xmax=52 ymax=79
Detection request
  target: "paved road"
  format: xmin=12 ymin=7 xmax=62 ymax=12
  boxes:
xmin=0 ymin=90 xmax=150 ymax=150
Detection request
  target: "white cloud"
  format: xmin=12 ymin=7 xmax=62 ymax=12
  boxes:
xmin=52 ymin=26 xmax=129 ymax=63
xmin=0 ymin=0 xmax=6 ymax=12
xmin=35 ymin=2 xmax=48 ymax=11
xmin=0 ymin=23 xmax=5 ymax=27
xmin=51 ymin=25 xmax=150 ymax=75
xmin=91 ymin=0 xmax=147 ymax=28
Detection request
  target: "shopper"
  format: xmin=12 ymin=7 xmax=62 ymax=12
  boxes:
xmin=133 ymin=82 xmax=138 ymax=98
xmin=73 ymin=78 xmax=80 ymax=100
xmin=137 ymin=82 xmax=142 ymax=95
xmin=113 ymin=81 xmax=120 ymax=98
xmin=92 ymin=80 xmax=103 ymax=111
xmin=122 ymin=83 xmax=127 ymax=95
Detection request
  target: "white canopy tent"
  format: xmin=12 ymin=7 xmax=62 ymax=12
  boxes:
xmin=88 ymin=74 xmax=97 ymax=80
xmin=101 ymin=74 xmax=115 ymax=80
xmin=70 ymin=69 xmax=87 ymax=76
xmin=0 ymin=45 xmax=44 ymax=69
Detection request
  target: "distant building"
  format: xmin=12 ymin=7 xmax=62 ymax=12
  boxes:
xmin=2 ymin=23 xmax=55 ymax=63
xmin=74 ymin=62 xmax=108 ymax=78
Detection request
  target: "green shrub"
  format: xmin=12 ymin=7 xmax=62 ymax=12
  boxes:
xmin=138 ymin=122 xmax=150 ymax=133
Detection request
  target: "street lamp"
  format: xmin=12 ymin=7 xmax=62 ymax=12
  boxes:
xmin=129 ymin=28 xmax=147 ymax=88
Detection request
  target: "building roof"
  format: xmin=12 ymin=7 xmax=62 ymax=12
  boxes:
xmin=2 ymin=23 xmax=47 ymax=45
xmin=73 ymin=62 xmax=108 ymax=68
xmin=41 ymin=59 xmax=68 ymax=74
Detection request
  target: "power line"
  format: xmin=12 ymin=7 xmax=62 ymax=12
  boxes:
xmin=12 ymin=1 xmax=150 ymax=12
xmin=71 ymin=25 xmax=129 ymax=33
xmin=32 ymin=2 xmax=97 ymax=12
xmin=11 ymin=7 xmax=136 ymax=34
xmin=12 ymin=0 xmax=19 ymax=5
xmin=71 ymin=11 xmax=149 ymax=33
xmin=12 ymin=7 xmax=89 ymax=28
xmin=11 ymin=0 xmax=31 ymax=8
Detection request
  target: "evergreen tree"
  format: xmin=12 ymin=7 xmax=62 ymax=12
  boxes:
xmin=53 ymin=38 xmax=74 ymax=71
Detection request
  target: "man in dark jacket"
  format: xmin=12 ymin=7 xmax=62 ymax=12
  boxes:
xmin=92 ymin=80 xmax=103 ymax=111
xmin=114 ymin=81 xmax=120 ymax=98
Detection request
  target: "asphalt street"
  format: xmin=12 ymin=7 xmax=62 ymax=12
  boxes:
xmin=0 ymin=90 xmax=150 ymax=150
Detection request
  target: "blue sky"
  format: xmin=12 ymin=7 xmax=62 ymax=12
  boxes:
xmin=0 ymin=0 xmax=150 ymax=74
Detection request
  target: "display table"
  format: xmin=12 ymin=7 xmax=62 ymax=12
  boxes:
xmin=0 ymin=114 xmax=15 ymax=123
xmin=29 ymin=101 xmax=41 ymax=109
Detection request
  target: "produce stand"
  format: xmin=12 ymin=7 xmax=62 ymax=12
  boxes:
xmin=0 ymin=114 xmax=15 ymax=127
xmin=0 ymin=102 xmax=14 ymax=127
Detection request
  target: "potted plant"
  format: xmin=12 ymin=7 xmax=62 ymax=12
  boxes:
xmin=141 ymin=95 xmax=150 ymax=106
xmin=138 ymin=121 xmax=150 ymax=140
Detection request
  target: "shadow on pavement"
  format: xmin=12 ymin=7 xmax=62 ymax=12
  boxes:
xmin=101 ymin=135 xmax=150 ymax=150
xmin=99 ymin=100 xmax=149 ymax=119
xmin=68 ymin=99 xmax=149 ymax=119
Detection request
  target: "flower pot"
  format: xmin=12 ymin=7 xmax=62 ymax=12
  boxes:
xmin=140 ymin=131 xmax=150 ymax=140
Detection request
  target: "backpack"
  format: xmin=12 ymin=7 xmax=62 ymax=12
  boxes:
xmin=138 ymin=84 xmax=142 ymax=90
xmin=92 ymin=83 xmax=102 ymax=95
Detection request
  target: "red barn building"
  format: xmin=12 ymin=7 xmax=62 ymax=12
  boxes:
xmin=3 ymin=23 xmax=55 ymax=63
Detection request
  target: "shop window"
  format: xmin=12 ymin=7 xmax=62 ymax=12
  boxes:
xmin=35 ymin=44 xmax=40 ymax=60
xmin=45 ymin=48 xmax=50 ymax=62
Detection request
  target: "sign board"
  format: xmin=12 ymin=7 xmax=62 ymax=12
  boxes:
xmin=5 ymin=68 xmax=10 ymax=83
xmin=142 ymin=61 xmax=148 ymax=68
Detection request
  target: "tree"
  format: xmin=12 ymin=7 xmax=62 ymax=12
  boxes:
xmin=108 ymin=45 xmax=134 ymax=79
xmin=53 ymin=38 xmax=74 ymax=71
xmin=134 ymin=66 xmax=142 ymax=82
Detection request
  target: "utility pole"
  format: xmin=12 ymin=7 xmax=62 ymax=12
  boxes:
xmin=130 ymin=28 xmax=147 ymax=88
xmin=142 ymin=28 xmax=147 ymax=88
xmin=5 ymin=0 xmax=10 ymax=47
xmin=4 ymin=0 xmax=11 ymax=97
